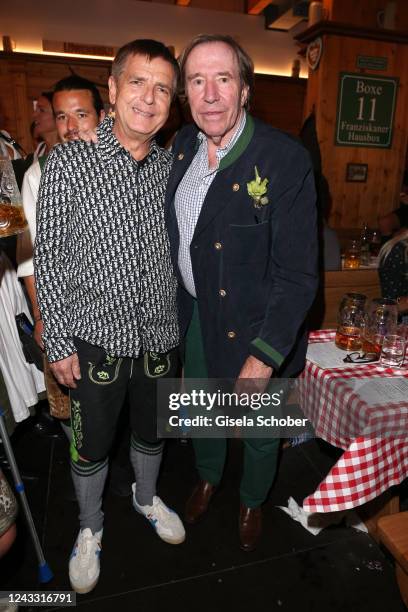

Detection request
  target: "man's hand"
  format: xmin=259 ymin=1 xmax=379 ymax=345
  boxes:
xmin=235 ymin=355 xmax=273 ymax=395
xmin=49 ymin=353 xmax=81 ymax=389
xmin=238 ymin=355 xmax=273 ymax=379
xmin=397 ymin=296 xmax=408 ymax=313
xmin=33 ymin=319 xmax=44 ymax=350
xmin=77 ymin=127 xmax=98 ymax=144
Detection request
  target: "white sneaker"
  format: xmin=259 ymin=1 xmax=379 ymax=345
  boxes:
xmin=69 ymin=528 xmax=102 ymax=594
xmin=132 ymin=483 xmax=185 ymax=545
xmin=0 ymin=599 xmax=18 ymax=611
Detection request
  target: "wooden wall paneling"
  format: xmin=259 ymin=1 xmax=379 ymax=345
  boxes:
xmin=176 ymin=73 xmax=307 ymax=135
xmin=25 ymin=61 xmax=111 ymax=86
xmin=323 ymin=0 xmax=384 ymax=29
xmin=23 ymin=59 xmax=111 ymax=104
xmin=396 ymin=0 xmax=408 ymax=28
xmin=0 ymin=54 xmax=314 ymax=155
xmin=302 ymin=29 xmax=408 ymax=229
xmin=304 ymin=31 xmax=342 ymax=224
xmin=193 ymin=0 xmax=245 ymax=12
xmin=323 ymin=0 xmax=408 ymax=31
xmin=252 ymin=75 xmax=307 ymax=135
xmin=0 ymin=52 xmax=112 ymax=155
xmin=392 ymin=42 xmax=408 ymax=191
xmin=321 ymin=269 xmax=381 ymax=329
xmin=7 ymin=57 xmax=32 ymax=155
xmin=11 ymin=71 xmax=31 ymax=155
xmin=0 ymin=61 xmax=19 ymax=142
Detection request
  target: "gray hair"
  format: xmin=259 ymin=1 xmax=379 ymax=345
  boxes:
xmin=112 ymin=39 xmax=180 ymax=95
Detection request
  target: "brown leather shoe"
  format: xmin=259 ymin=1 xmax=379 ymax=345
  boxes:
xmin=239 ymin=503 xmax=262 ymax=552
xmin=185 ymin=481 xmax=215 ymax=524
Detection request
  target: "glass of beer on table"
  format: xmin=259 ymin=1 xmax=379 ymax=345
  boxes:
xmin=361 ymin=297 xmax=398 ymax=356
xmin=344 ymin=240 xmax=361 ymax=269
xmin=0 ymin=157 xmax=28 ymax=238
xmin=369 ymin=231 xmax=382 ymax=257
xmin=335 ymin=293 xmax=367 ymax=351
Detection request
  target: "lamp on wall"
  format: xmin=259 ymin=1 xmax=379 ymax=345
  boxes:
xmin=264 ymin=1 xmax=309 ymax=31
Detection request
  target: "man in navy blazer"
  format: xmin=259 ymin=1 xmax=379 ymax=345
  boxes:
xmin=165 ymin=34 xmax=318 ymax=551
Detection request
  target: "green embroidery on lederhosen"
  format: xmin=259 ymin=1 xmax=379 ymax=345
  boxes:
xmin=70 ymin=399 xmax=83 ymax=451
xmin=70 ymin=441 xmax=79 ymax=462
xmin=104 ymin=355 xmax=116 ymax=366
xmin=144 ymin=351 xmax=171 ymax=378
xmin=88 ymin=356 xmax=123 ymax=385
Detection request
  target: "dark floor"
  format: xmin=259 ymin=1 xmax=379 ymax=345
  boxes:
xmin=1 ymin=419 xmax=406 ymax=612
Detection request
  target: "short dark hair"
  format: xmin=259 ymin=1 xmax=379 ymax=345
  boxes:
xmin=53 ymin=75 xmax=104 ymax=117
xmin=40 ymin=91 xmax=54 ymax=104
xmin=111 ymin=39 xmax=180 ymax=95
xmin=179 ymin=34 xmax=254 ymax=109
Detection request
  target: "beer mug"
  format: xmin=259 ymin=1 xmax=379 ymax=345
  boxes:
xmin=344 ymin=240 xmax=361 ymax=269
xmin=369 ymin=231 xmax=381 ymax=257
xmin=335 ymin=293 xmax=367 ymax=351
xmin=0 ymin=157 xmax=28 ymax=238
xmin=361 ymin=297 xmax=398 ymax=355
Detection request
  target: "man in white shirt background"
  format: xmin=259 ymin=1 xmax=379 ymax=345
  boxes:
xmin=17 ymin=76 xmax=105 ymax=428
xmin=17 ymin=75 xmax=105 ymax=347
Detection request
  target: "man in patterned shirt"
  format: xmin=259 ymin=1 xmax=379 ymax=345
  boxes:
xmin=34 ymin=39 xmax=184 ymax=594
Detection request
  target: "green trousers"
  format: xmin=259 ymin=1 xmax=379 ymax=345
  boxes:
xmin=184 ymin=302 xmax=280 ymax=508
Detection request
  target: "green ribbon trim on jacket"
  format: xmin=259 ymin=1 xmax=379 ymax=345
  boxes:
xmin=218 ymin=114 xmax=255 ymax=172
xmin=251 ymin=337 xmax=285 ymax=367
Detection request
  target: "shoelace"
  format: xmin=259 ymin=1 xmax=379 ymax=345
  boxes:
xmin=149 ymin=498 xmax=171 ymax=521
xmin=78 ymin=534 xmax=98 ymax=566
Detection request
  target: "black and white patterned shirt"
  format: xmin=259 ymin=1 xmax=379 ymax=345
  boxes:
xmin=34 ymin=116 xmax=179 ymax=362
xmin=174 ymin=112 xmax=246 ymax=296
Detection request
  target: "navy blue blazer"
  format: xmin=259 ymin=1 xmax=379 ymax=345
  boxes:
xmin=165 ymin=114 xmax=318 ymax=378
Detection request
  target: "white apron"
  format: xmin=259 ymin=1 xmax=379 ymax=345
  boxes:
xmin=0 ymin=253 xmax=45 ymax=422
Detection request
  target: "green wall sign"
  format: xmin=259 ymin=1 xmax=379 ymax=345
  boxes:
xmin=335 ymin=72 xmax=398 ymax=148
xmin=356 ymin=56 xmax=388 ymax=71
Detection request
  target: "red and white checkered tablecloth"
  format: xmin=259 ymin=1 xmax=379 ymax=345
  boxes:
xmin=298 ymin=329 xmax=408 ymax=513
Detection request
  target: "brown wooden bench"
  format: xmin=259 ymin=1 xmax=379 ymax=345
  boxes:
xmin=377 ymin=512 xmax=408 ymax=607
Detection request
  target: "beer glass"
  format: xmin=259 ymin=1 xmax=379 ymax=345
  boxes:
xmin=369 ymin=231 xmax=381 ymax=257
xmin=361 ymin=297 xmax=398 ymax=356
xmin=0 ymin=157 xmax=28 ymax=237
xmin=335 ymin=293 xmax=367 ymax=351
xmin=344 ymin=240 xmax=361 ymax=269
xmin=379 ymin=334 xmax=406 ymax=368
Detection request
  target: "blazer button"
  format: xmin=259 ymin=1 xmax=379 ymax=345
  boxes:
xmin=214 ymin=242 xmax=222 ymax=250
xmin=177 ymin=153 xmax=184 ymax=160
xmin=227 ymin=331 xmax=236 ymax=339
xmin=219 ymin=289 xmax=226 ymax=297
xmin=232 ymin=183 xmax=240 ymax=192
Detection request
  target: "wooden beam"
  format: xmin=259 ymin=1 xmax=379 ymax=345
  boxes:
xmin=176 ymin=0 xmax=191 ymax=6
xmin=247 ymin=0 xmax=270 ymax=15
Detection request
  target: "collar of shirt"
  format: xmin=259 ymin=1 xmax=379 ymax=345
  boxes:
xmin=96 ymin=115 xmax=161 ymax=165
xmin=196 ymin=111 xmax=247 ymax=174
